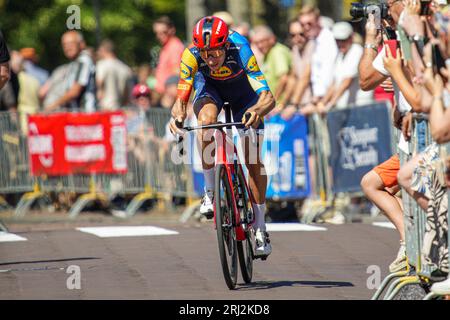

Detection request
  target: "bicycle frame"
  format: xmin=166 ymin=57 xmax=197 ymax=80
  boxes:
xmin=212 ymin=107 xmax=257 ymax=241
xmin=177 ymin=105 xmax=257 ymax=240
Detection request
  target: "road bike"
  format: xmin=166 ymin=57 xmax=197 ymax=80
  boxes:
xmin=177 ymin=103 xmax=264 ymax=290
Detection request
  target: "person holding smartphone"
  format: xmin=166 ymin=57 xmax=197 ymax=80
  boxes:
xmin=359 ymin=0 xmax=416 ymax=274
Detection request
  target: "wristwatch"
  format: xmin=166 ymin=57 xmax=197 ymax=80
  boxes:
xmin=364 ymin=43 xmax=378 ymax=53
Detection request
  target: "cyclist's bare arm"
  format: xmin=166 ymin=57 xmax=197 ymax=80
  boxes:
xmin=243 ymin=90 xmax=275 ymax=128
xmin=169 ymin=98 xmax=188 ymax=135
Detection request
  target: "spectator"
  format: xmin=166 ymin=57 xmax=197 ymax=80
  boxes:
xmin=0 ymin=82 xmax=16 ymax=111
xmin=316 ymin=22 xmax=373 ymax=113
xmin=299 ymin=5 xmax=338 ymax=103
xmin=251 ymin=25 xmax=291 ymax=99
xmin=157 ymin=75 xmax=178 ymax=109
xmin=96 ymin=39 xmax=132 ymax=110
xmin=0 ymin=30 xmax=14 ymax=110
xmin=275 ymin=19 xmax=314 ymax=115
xmin=10 ymin=50 xmax=40 ymax=134
xmin=126 ymin=84 xmax=152 ymax=136
xmin=0 ymin=29 xmax=10 ymax=90
xmin=359 ymin=0 xmax=414 ymax=274
xmin=212 ymin=11 xmax=234 ymax=27
xmin=45 ymin=30 xmax=96 ymax=112
xmin=153 ymin=16 xmax=184 ymax=95
xmin=19 ymin=47 xmax=49 ymax=86
xmin=39 ymin=63 xmax=69 ymax=109
xmin=234 ymin=22 xmax=251 ymax=39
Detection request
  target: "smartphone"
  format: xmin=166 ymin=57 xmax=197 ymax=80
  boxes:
xmin=385 ymin=39 xmax=398 ymax=58
xmin=384 ymin=26 xmax=397 ymax=40
xmin=432 ymin=43 xmax=446 ymax=77
xmin=420 ymin=0 xmax=432 ymax=16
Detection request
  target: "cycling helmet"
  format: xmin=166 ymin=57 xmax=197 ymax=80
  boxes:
xmin=192 ymin=16 xmax=229 ymax=49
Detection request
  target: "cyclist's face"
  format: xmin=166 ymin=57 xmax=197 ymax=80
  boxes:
xmin=199 ymin=47 xmax=226 ymax=71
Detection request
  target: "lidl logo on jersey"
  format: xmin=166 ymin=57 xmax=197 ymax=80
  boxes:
xmin=210 ymin=66 xmax=232 ymax=78
xmin=247 ymin=56 xmax=260 ymax=72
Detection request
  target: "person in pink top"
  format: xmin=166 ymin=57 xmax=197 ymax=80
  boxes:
xmin=153 ymin=16 xmax=185 ymax=95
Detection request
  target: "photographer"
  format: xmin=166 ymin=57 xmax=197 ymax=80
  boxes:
xmin=359 ymin=0 xmax=413 ymax=273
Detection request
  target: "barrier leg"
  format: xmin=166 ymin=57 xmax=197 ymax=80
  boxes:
xmin=125 ymin=185 xmax=156 ymax=218
xmin=0 ymin=195 xmax=10 ymax=210
xmin=383 ymin=275 xmax=418 ymax=300
xmin=68 ymin=177 xmax=107 ymax=219
xmin=0 ymin=220 xmax=7 ymax=232
xmin=371 ymin=269 xmax=410 ymax=300
xmin=423 ymin=292 xmax=439 ymax=300
xmin=385 ymin=276 xmax=422 ymax=300
xmin=14 ymin=182 xmax=45 ymax=218
xmin=179 ymin=199 xmax=201 ymax=223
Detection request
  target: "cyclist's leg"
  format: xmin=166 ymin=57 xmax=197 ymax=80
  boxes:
xmin=192 ymin=75 xmax=224 ymax=191
xmin=241 ymin=131 xmax=267 ymax=231
xmin=232 ymin=103 xmax=267 ymax=231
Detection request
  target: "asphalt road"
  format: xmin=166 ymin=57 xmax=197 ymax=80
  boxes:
xmin=0 ymin=216 xmax=399 ymax=300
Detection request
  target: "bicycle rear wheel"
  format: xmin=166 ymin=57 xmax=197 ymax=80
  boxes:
xmin=215 ymin=164 xmax=238 ymax=290
xmin=236 ymin=165 xmax=253 ymax=284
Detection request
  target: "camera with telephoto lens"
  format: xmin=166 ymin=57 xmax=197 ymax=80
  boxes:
xmin=350 ymin=1 xmax=389 ymax=30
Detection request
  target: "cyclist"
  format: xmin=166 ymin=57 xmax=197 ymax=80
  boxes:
xmin=169 ymin=16 xmax=275 ymax=257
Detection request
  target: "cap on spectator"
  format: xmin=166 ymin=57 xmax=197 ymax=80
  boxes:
xmin=20 ymin=47 xmax=37 ymax=61
xmin=132 ymin=84 xmax=151 ymax=98
xmin=165 ymin=75 xmax=179 ymax=88
xmin=332 ymin=22 xmax=353 ymax=40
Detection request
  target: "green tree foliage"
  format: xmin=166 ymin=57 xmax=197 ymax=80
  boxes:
xmin=0 ymin=0 xmax=186 ymax=71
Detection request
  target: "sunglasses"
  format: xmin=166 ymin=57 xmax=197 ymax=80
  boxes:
xmin=199 ymin=47 xmax=225 ymax=59
xmin=289 ymin=32 xmax=305 ymax=38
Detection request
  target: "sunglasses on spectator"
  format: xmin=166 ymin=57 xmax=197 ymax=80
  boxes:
xmin=199 ymin=47 xmax=225 ymax=59
xmin=289 ymin=32 xmax=305 ymax=38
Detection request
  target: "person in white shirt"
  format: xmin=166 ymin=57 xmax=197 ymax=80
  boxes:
xmin=298 ymin=5 xmax=338 ymax=102
xmin=316 ymin=22 xmax=373 ymax=113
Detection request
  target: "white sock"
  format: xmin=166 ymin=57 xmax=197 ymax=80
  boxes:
xmin=203 ymin=167 xmax=215 ymax=191
xmin=252 ymin=203 xmax=266 ymax=232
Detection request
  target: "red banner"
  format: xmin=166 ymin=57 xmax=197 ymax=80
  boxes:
xmin=28 ymin=111 xmax=127 ymax=176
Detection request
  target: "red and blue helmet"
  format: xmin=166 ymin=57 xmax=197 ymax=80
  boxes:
xmin=192 ymin=16 xmax=229 ymax=49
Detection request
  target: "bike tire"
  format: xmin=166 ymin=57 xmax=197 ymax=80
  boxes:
xmin=236 ymin=165 xmax=253 ymax=284
xmin=215 ymin=164 xmax=238 ymax=290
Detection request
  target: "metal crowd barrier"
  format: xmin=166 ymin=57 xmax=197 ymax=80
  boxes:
xmin=373 ymin=114 xmax=449 ymax=300
xmin=300 ymin=113 xmax=334 ymax=223
xmin=0 ymin=108 xmax=196 ymax=218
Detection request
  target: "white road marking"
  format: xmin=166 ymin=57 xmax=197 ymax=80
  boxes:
xmin=372 ymin=222 xmax=396 ymax=229
xmin=265 ymin=223 xmax=327 ymax=232
xmin=76 ymin=226 xmax=179 ymax=238
xmin=0 ymin=232 xmax=27 ymax=242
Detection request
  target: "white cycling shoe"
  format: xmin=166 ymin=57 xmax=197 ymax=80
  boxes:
xmin=254 ymin=228 xmax=272 ymax=258
xmin=199 ymin=190 xmax=214 ymax=219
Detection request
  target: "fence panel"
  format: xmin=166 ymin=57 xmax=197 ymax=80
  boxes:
xmin=0 ymin=111 xmax=33 ymax=194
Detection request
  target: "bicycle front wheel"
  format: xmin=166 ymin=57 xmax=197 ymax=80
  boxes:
xmin=215 ymin=164 xmax=238 ymax=290
xmin=236 ymin=165 xmax=253 ymax=284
